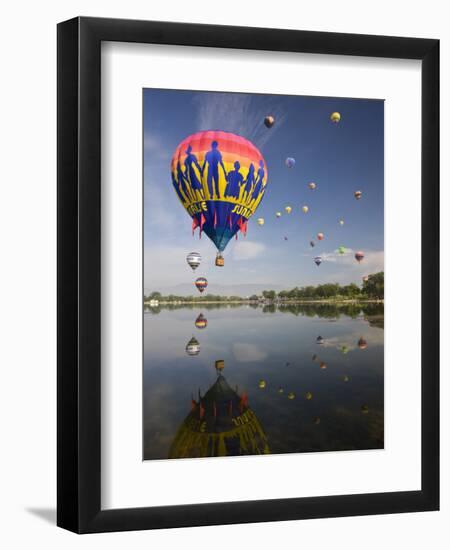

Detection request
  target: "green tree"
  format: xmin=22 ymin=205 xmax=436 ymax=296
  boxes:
xmin=362 ymin=272 xmax=384 ymax=298
xmin=262 ymin=290 xmax=276 ymax=300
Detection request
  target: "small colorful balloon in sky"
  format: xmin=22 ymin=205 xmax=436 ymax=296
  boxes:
xmin=330 ymin=111 xmax=341 ymax=123
xmin=354 ymin=251 xmax=365 ymax=263
xmin=285 ymin=157 xmax=296 ymax=168
xmin=195 ymin=277 xmax=208 ymax=293
xmin=264 ymin=115 xmax=275 ymax=128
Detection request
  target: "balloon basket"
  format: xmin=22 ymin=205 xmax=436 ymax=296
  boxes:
xmin=215 ymin=254 xmax=225 ymax=267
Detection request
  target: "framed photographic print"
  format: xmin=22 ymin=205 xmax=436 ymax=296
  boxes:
xmin=57 ymin=17 xmax=439 ymax=533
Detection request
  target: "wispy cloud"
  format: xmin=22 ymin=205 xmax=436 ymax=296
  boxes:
xmin=233 ymin=343 xmax=268 ymax=363
xmin=194 ymin=92 xmax=286 ymax=150
xmin=231 ymin=240 xmax=266 ymax=261
xmin=144 ymin=131 xmax=170 ymax=161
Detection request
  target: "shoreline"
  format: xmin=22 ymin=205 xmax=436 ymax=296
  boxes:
xmin=144 ymin=299 xmax=384 ymax=306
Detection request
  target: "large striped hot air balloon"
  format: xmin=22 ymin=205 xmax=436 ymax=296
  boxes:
xmin=171 ymin=131 xmax=268 ymax=265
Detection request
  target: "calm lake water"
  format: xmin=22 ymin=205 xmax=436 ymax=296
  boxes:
xmin=143 ymin=303 xmax=384 ymax=460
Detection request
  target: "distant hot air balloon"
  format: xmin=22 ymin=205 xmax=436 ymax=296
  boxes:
xmin=185 ymin=337 xmax=200 ymax=356
xmin=362 ymin=275 xmax=369 ymax=283
xmin=186 ymin=251 xmax=201 ymax=271
xmin=310 ymin=240 xmax=315 ymax=248
xmin=317 ymin=232 xmax=324 ymax=241
xmin=316 ymin=335 xmax=324 ymax=345
xmin=340 ymin=345 xmax=349 ymax=354
xmin=343 ymin=375 xmax=350 ymax=382
xmin=258 ymin=380 xmax=266 ymax=389
xmin=287 ymin=392 xmax=296 ymax=400
xmin=355 ymin=251 xmax=365 ymax=263
xmin=358 ymin=337 xmax=368 ymax=350
xmin=305 ymin=391 xmax=313 ymax=401
xmin=354 ymin=190 xmax=362 ymax=200
xmin=264 ymin=115 xmax=275 ymax=128
xmin=314 ymin=256 xmax=322 ymax=266
xmin=171 ymin=131 xmax=268 ymax=266
xmin=257 ymin=217 xmax=265 ymax=226
xmin=276 ymin=212 xmax=282 ymax=218
xmin=330 ymin=111 xmax=341 ymax=123
xmin=285 ymin=206 xmax=292 ymax=214
xmin=284 ymin=236 xmax=288 ymax=241
xmin=302 ymin=205 xmax=309 ymax=214
xmin=278 ymin=387 xmax=284 ymax=394
xmin=339 ymin=219 xmax=344 ymax=226
xmin=319 ymin=362 xmax=327 ymax=370
xmin=195 ymin=277 xmax=208 ymax=293
xmin=337 ymin=246 xmax=347 ymax=255
xmin=195 ymin=313 xmax=208 ymax=330
xmin=285 ymin=157 xmax=296 ymax=168
xmin=308 ymin=182 xmax=317 ymax=190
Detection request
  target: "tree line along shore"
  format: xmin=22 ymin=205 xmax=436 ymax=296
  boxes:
xmin=144 ymin=272 xmax=384 ymax=305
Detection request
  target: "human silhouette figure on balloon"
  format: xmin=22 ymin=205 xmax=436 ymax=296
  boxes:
xmin=248 ymin=160 xmax=265 ymax=206
xmin=176 ymin=160 xmax=192 ymax=202
xmin=225 ymin=161 xmax=244 ymax=199
xmin=184 ymin=145 xmax=205 ymax=200
xmin=171 ymin=171 xmax=187 ymax=205
xmin=202 ymin=141 xmax=227 ymax=199
xmin=242 ymin=163 xmax=255 ymax=203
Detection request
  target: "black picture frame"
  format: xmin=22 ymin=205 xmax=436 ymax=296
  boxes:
xmin=57 ymin=16 xmax=439 ymax=533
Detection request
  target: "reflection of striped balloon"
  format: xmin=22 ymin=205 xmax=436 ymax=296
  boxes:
xmin=195 ymin=314 xmax=208 ymax=329
xmin=186 ymin=251 xmax=201 ymax=270
xmin=195 ymin=277 xmax=208 ymax=293
xmin=185 ymin=337 xmax=200 ymax=356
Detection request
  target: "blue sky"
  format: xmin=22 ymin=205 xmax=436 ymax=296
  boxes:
xmin=143 ymin=88 xmax=384 ymax=296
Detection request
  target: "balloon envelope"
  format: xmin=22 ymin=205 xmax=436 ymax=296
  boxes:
xmin=285 ymin=206 xmax=292 ymax=214
xmin=314 ymin=256 xmax=322 ymax=266
xmin=285 ymin=157 xmax=295 ymax=168
xmin=354 ymin=190 xmax=362 ymax=200
xmin=257 ymin=217 xmax=265 ymax=226
xmin=355 ymin=251 xmax=365 ymax=263
xmin=308 ymin=182 xmax=317 ymax=190
xmin=186 ymin=251 xmax=201 ymax=270
xmin=171 ymin=131 xmax=268 ymax=253
xmin=317 ymin=232 xmax=324 ymax=241
xmin=330 ymin=111 xmax=341 ymax=123
xmin=195 ymin=277 xmax=208 ymax=293
xmin=302 ymin=205 xmax=309 ymax=213
xmin=264 ymin=115 xmax=275 ymax=128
